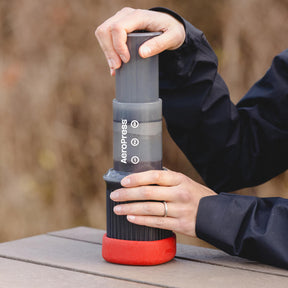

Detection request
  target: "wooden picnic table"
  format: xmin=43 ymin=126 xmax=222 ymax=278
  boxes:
xmin=0 ymin=226 xmax=287 ymax=287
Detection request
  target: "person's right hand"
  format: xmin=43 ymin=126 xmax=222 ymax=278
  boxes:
xmin=95 ymin=7 xmax=186 ymax=75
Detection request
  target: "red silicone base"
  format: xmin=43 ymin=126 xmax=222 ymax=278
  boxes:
xmin=102 ymin=233 xmax=176 ymax=265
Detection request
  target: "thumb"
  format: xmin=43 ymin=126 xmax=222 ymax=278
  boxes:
xmin=139 ymin=27 xmax=185 ymax=58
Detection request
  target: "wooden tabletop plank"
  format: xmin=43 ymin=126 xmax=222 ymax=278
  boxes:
xmin=48 ymin=226 xmax=104 ymax=244
xmin=176 ymin=243 xmax=288 ymax=277
xmin=0 ymin=233 xmax=287 ymax=288
xmin=49 ymin=227 xmax=288 ymax=277
xmin=0 ymin=257 xmax=156 ymax=288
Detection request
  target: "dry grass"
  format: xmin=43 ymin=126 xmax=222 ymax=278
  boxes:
xmin=0 ymin=0 xmax=287 ymax=245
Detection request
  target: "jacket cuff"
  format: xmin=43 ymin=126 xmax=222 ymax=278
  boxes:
xmin=195 ymin=193 xmax=250 ymax=255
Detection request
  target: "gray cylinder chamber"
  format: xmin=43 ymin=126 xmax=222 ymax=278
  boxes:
xmin=113 ymin=32 xmax=162 ymax=173
xmin=116 ymin=32 xmax=160 ymax=103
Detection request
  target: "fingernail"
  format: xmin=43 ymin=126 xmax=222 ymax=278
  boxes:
xmin=110 ymin=68 xmax=114 ymax=76
xmin=120 ymin=54 xmax=128 ymax=63
xmin=127 ymin=215 xmax=135 ymax=221
xmin=121 ymin=177 xmax=130 ymax=186
xmin=114 ymin=206 xmax=121 ymax=213
xmin=110 ymin=191 xmax=119 ymax=200
xmin=140 ymin=46 xmax=151 ymax=58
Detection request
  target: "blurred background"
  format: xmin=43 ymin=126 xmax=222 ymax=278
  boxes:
xmin=0 ymin=0 xmax=287 ymax=247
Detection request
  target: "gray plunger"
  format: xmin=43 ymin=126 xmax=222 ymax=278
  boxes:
xmin=102 ymin=32 xmax=176 ymax=265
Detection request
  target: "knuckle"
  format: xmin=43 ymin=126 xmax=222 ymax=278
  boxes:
xmin=133 ymin=8 xmax=143 ymax=16
xmin=177 ymin=188 xmax=192 ymax=203
xmin=120 ymin=7 xmax=134 ymax=13
xmin=154 ymin=217 xmax=165 ymax=228
xmin=152 ymin=170 xmax=162 ymax=183
xmin=95 ymin=25 xmax=106 ymax=38
xmin=141 ymin=186 xmax=152 ymax=199
xmin=113 ymin=42 xmax=125 ymax=54
xmin=142 ymin=202 xmax=153 ymax=214
xmin=110 ymin=22 xmax=122 ymax=34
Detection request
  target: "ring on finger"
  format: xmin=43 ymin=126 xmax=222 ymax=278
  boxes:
xmin=162 ymin=201 xmax=168 ymax=217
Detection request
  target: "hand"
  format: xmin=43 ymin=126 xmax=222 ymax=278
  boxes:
xmin=95 ymin=7 xmax=185 ymax=75
xmin=110 ymin=170 xmax=216 ymax=237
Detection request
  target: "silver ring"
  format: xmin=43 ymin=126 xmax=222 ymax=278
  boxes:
xmin=162 ymin=201 xmax=168 ymax=217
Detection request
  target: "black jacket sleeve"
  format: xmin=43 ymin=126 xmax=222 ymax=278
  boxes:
xmin=197 ymin=193 xmax=288 ymax=269
xmin=153 ymin=8 xmax=288 ymax=192
xmin=152 ymin=8 xmax=288 ymax=268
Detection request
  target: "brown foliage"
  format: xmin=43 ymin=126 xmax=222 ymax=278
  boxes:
xmin=0 ymin=0 xmax=287 ymax=244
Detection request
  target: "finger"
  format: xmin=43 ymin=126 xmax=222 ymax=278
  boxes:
xmin=139 ymin=29 xmax=182 ymax=58
xmin=114 ymin=201 xmax=178 ymax=217
xmin=110 ymin=186 xmax=177 ymax=202
xmin=114 ymin=201 xmax=166 ymax=216
xmin=95 ymin=22 xmax=122 ymax=71
xmin=111 ymin=27 xmax=130 ymax=63
xmin=121 ymin=170 xmax=184 ymax=187
xmin=127 ymin=214 xmax=179 ymax=232
xmin=109 ymin=9 xmax=154 ymax=60
xmin=95 ymin=7 xmax=134 ymax=70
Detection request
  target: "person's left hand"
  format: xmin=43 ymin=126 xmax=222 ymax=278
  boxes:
xmin=110 ymin=170 xmax=216 ymax=237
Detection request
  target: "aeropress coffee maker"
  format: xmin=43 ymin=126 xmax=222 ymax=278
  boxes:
xmin=102 ymin=32 xmax=176 ymax=265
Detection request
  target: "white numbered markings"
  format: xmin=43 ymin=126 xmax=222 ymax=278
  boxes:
xmin=131 ymin=138 xmax=140 ymax=147
xmin=131 ymin=156 xmax=140 ymax=165
xmin=130 ymin=120 xmax=139 ymax=129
